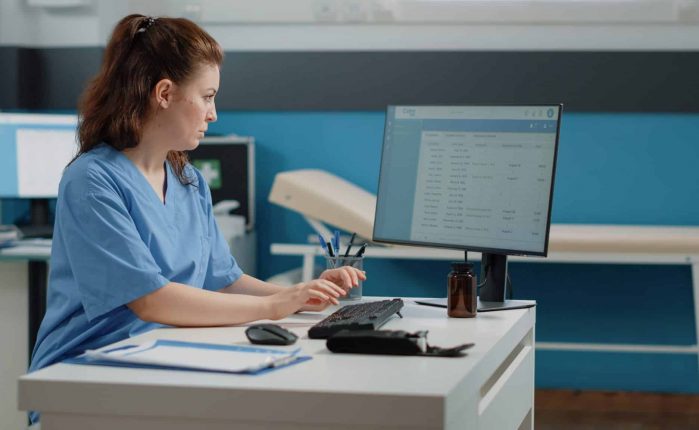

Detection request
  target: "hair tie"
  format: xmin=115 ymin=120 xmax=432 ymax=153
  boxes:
xmin=136 ymin=17 xmax=157 ymax=34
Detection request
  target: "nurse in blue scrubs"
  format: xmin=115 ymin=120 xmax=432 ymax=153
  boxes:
xmin=28 ymin=15 xmax=363 ymax=422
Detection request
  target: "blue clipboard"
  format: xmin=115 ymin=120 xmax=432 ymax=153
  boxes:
xmin=64 ymin=339 xmax=312 ymax=375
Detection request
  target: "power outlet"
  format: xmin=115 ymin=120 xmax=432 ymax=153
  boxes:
xmin=341 ymin=1 xmax=368 ymax=23
xmin=677 ymin=0 xmax=699 ymax=22
xmin=313 ymin=0 xmax=338 ymax=22
xmin=370 ymin=0 xmax=395 ymax=22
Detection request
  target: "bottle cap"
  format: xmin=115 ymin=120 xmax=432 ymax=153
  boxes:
xmin=450 ymin=262 xmax=473 ymax=272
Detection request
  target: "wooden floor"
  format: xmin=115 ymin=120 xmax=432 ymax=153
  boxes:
xmin=535 ymin=390 xmax=699 ymax=430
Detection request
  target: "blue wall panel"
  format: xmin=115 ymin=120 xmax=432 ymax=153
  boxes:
xmin=537 ymin=351 xmax=699 ymax=393
xmin=553 ymin=113 xmax=699 ymax=225
xmin=511 ymin=263 xmax=695 ymax=345
xmin=4 ymin=110 xmax=698 ymax=392
xmin=207 ymin=111 xmax=699 ymax=277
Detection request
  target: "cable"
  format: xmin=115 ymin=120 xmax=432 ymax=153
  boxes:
xmin=476 ymin=262 xmax=490 ymax=294
xmin=477 ymin=265 xmax=513 ymax=298
xmin=506 ymin=273 xmax=513 ymax=299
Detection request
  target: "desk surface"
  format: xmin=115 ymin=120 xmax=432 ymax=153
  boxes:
xmin=0 ymin=240 xmax=51 ymax=261
xmin=19 ymin=299 xmax=536 ymax=430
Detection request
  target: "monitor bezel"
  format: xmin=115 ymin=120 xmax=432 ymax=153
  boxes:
xmin=372 ymin=103 xmax=563 ymax=258
xmin=0 ymin=112 xmax=79 ymax=199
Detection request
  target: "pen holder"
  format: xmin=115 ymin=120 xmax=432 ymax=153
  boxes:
xmin=325 ymin=256 xmax=363 ymax=301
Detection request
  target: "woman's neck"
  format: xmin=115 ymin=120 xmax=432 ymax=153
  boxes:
xmin=122 ymin=127 xmax=170 ymax=175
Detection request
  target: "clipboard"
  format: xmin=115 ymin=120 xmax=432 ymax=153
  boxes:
xmin=64 ymin=339 xmax=311 ymax=375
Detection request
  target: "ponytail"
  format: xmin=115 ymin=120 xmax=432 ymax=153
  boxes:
xmin=75 ymin=14 xmax=223 ymax=185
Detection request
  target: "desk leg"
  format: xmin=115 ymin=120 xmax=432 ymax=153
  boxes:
xmin=28 ymin=261 xmax=48 ymax=362
xmin=692 ymin=263 xmax=699 ymax=375
xmin=529 ymin=326 xmax=536 ymax=430
xmin=302 ymin=253 xmax=315 ymax=282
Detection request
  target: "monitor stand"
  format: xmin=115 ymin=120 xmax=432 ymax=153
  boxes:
xmin=18 ymin=199 xmax=54 ymax=238
xmin=478 ymin=253 xmax=534 ymax=312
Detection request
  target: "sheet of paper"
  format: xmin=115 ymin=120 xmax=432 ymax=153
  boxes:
xmin=84 ymin=340 xmax=300 ymax=373
xmin=16 ymin=128 xmax=77 ymax=197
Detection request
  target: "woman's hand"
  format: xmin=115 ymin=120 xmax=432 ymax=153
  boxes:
xmin=267 ymin=279 xmax=346 ymax=319
xmin=296 ymin=266 xmax=367 ymax=312
xmin=319 ymin=266 xmax=367 ymax=292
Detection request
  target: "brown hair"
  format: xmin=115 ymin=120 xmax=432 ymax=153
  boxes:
xmin=76 ymin=15 xmax=223 ymax=184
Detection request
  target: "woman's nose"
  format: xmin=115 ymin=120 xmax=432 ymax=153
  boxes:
xmin=207 ymin=105 xmax=217 ymax=122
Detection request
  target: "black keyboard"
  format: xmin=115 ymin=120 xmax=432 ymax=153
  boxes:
xmin=308 ymin=299 xmax=404 ymax=339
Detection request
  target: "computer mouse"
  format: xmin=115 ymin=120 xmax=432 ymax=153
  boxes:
xmin=245 ymin=324 xmax=298 ymax=346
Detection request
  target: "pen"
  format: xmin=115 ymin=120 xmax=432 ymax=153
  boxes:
xmin=251 ymin=353 xmax=299 ymax=373
xmin=317 ymin=233 xmax=327 ymax=254
xmin=332 ymin=230 xmax=340 ymax=255
xmin=354 ymin=243 xmax=367 ymax=258
xmin=267 ymin=354 xmax=298 ymax=369
xmin=343 ymin=232 xmax=356 ymax=257
xmin=326 ymin=241 xmax=335 ymax=257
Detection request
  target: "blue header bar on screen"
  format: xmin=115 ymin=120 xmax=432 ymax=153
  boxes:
xmin=421 ymin=119 xmax=558 ymax=133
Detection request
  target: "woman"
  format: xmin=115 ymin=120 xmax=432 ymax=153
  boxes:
xmin=29 ymin=14 xmax=363 ymax=421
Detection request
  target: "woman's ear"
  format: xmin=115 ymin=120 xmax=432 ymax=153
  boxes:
xmin=154 ymin=78 xmax=174 ymax=109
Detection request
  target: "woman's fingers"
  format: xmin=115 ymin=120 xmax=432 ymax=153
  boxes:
xmin=340 ymin=267 xmax=365 ymax=287
xmin=348 ymin=267 xmax=362 ymax=285
xmin=317 ymin=279 xmax=346 ymax=297
xmin=337 ymin=268 xmax=353 ymax=288
xmin=308 ymin=288 xmax=331 ymax=302
xmin=324 ymin=267 xmax=366 ymax=288
xmin=337 ymin=267 xmax=358 ymax=287
xmin=321 ymin=268 xmax=348 ymax=287
xmin=357 ymin=268 xmax=367 ymax=280
xmin=301 ymin=301 xmax=330 ymax=312
xmin=309 ymin=288 xmax=339 ymax=305
xmin=297 ymin=276 xmax=357 ymax=311
xmin=303 ymin=279 xmax=344 ymax=300
xmin=342 ymin=267 xmax=366 ymax=285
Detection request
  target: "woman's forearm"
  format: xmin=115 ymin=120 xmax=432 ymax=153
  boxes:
xmin=218 ymin=274 xmax=286 ymax=296
xmin=128 ymin=281 xmax=274 ymax=326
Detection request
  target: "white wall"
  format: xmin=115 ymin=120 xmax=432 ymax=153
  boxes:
xmin=1 ymin=0 xmax=699 ymax=50
xmin=0 ymin=262 xmax=28 ymax=430
xmin=0 ymin=0 xmax=113 ymax=46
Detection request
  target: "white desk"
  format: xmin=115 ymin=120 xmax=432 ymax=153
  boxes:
xmin=19 ymin=299 xmax=536 ymax=430
xmin=271 ymin=224 xmax=699 ymax=368
xmin=0 ymin=241 xmax=51 ymax=261
xmin=0 ymin=242 xmax=51 ymax=357
xmin=1 ymin=243 xmax=51 ymax=429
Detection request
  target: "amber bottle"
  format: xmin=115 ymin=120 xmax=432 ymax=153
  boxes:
xmin=448 ymin=262 xmax=477 ymax=318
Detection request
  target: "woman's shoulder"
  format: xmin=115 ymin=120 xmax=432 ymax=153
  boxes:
xmin=62 ymin=144 xmax=125 ymax=195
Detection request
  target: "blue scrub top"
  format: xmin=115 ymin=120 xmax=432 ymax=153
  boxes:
xmin=29 ymin=143 xmax=244 ymax=386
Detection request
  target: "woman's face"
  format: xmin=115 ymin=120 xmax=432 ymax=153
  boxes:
xmin=160 ymin=64 xmax=219 ymax=151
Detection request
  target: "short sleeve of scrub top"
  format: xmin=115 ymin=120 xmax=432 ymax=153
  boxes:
xmin=56 ymin=152 xmax=243 ymax=321
xmin=59 ymin=169 xmax=172 ymax=321
xmin=196 ymin=166 xmax=245 ymax=292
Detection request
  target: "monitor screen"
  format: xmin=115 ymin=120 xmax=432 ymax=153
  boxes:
xmin=188 ymin=136 xmax=255 ymax=230
xmin=373 ymin=105 xmax=561 ymax=257
xmin=0 ymin=113 xmax=79 ymax=198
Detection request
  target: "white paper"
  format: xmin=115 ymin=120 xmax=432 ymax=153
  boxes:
xmin=84 ymin=341 xmax=301 ymax=373
xmin=16 ymin=128 xmax=77 ymax=197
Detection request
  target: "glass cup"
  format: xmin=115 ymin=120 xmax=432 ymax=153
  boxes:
xmin=324 ymin=255 xmax=363 ymax=301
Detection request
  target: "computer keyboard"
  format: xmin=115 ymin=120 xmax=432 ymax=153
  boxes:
xmin=308 ymin=298 xmax=404 ymax=339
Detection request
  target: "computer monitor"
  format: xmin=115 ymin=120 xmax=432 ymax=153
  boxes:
xmin=373 ymin=105 xmax=561 ymax=310
xmin=0 ymin=113 xmax=79 ymax=236
xmin=188 ymin=135 xmax=255 ymax=231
